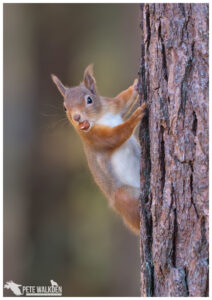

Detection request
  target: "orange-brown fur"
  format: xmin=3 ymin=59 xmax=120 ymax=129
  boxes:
xmin=51 ymin=65 xmax=146 ymax=234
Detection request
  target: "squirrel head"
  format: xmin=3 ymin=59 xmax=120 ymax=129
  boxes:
xmin=51 ymin=64 xmax=102 ymax=132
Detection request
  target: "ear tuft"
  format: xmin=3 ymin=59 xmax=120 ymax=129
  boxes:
xmin=85 ymin=64 xmax=94 ymax=76
xmin=83 ymin=64 xmax=97 ymax=94
xmin=51 ymin=74 xmax=66 ymax=97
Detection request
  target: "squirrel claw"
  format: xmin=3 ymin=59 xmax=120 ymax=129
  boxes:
xmin=140 ymin=102 xmax=147 ymax=111
xmin=133 ymin=79 xmax=139 ymax=92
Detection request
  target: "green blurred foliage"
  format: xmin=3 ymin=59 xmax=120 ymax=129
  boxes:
xmin=4 ymin=4 xmax=140 ymax=296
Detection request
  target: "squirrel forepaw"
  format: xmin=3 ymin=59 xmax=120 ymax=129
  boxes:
xmin=132 ymin=102 xmax=147 ymax=122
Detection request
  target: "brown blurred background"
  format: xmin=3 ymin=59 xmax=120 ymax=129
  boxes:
xmin=4 ymin=4 xmax=140 ymax=296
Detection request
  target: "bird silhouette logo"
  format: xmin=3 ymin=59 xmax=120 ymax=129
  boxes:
xmin=4 ymin=281 xmax=23 ymax=296
xmin=50 ymin=280 xmax=58 ymax=287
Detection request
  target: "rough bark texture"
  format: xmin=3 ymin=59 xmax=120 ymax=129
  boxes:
xmin=138 ymin=4 xmax=208 ymax=297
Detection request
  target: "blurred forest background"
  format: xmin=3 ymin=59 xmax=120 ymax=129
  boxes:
xmin=4 ymin=4 xmax=140 ymax=296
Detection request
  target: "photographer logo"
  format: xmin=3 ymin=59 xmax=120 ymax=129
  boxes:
xmin=4 ymin=280 xmax=62 ymax=296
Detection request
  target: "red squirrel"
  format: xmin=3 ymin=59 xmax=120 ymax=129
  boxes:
xmin=51 ymin=65 xmax=146 ymax=233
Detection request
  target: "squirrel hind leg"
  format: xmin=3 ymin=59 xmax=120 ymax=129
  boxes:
xmin=113 ymin=186 xmax=140 ymax=234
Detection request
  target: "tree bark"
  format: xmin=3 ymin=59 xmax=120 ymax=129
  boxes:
xmin=138 ymin=4 xmax=208 ymax=297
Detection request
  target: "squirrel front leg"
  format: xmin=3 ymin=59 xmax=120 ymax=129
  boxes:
xmin=86 ymin=103 xmax=146 ymax=150
xmin=114 ymin=79 xmax=139 ymax=116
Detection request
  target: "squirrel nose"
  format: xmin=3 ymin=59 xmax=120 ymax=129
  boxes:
xmin=73 ymin=114 xmax=81 ymax=122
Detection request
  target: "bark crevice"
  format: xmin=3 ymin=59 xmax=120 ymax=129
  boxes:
xmin=189 ymin=161 xmax=199 ymax=218
xmin=145 ymin=5 xmax=151 ymax=51
xmin=139 ymin=4 xmax=154 ymax=297
xmin=192 ymin=111 xmax=197 ymax=136
xmin=172 ymin=208 xmax=177 ymax=268
xmin=179 ymin=56 xmax=193 ymax=118
xmin=158 ymin=21 xmax=168 ymax=82
xmin=159 ymin=126 xmax=165 ymax=193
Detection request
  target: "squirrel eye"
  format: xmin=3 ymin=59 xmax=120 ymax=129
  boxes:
xmin=63 ymin=104 xmax=67 ymax=112
xmin=86 ymin=96 xmax=93 ymax=105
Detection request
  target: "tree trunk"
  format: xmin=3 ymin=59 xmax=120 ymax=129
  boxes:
xmin=138 ymin=4 xmax=208 ymax=297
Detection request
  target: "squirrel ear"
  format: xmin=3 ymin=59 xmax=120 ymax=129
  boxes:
xmin=51 ymin=74 xmax=66 ymax=97
xmin=83 ymin=64 xmax=97 ymax=94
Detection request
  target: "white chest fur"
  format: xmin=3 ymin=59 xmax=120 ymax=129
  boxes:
xmin=111 ymin=136 xmax=140 ymax=188
xmin=96 ymin=112 xmax=140 ymax=189
xmin=96 ymin=113 xmax=123 ymax=127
